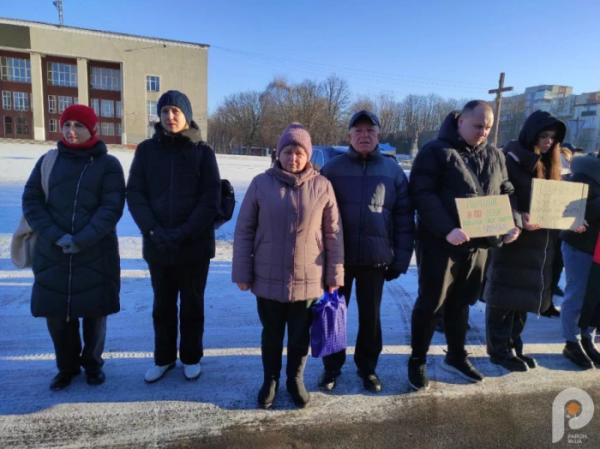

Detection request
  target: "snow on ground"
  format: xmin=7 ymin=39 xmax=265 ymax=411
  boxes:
xmin=0 ymin=142 xmax=597 ymax=448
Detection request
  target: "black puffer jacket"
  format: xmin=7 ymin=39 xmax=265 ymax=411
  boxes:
xmin=484 ymin=110 xmax=566 ymax=313
xmin=23 ymin=141 xmax=125 ymax=318
xmin=127 ymin=122 xmax=221 ymax=265
xmin=560 ymin=154 xmax=600 ymax=254
xmin=321 ymin=146 xmax=414 ymax=272
xmin=409 ymin=112 xmax=515 ymax=254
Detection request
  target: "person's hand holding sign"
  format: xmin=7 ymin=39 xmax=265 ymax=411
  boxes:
xmin=446 ymin=228 xmax=470 ymax=246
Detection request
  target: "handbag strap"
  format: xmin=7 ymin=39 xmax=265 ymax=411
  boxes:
xmin=40 ymin=149 xmax=58 ymax=201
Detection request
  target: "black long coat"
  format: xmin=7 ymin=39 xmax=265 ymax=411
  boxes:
xmin=409 ymin=111 xmax=516 ymax=255
xmin=22 ymin=141 xmax=125 ymax=319
xmin=484 ymin=111 xmax=566 ymax=313
xmin=126 ymin=122 xmax=221 ymax=266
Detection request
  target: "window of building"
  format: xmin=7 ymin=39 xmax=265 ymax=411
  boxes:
xmin=48 ymin=118 xmax=58 ymax=133
xmin=100 ymin=99 xmax=114 ymax=117
xmin=13 ymin=92 xmax=30 ymax=111
xmin=115 ymin=101 xmax=122 ymax=118
xmin=90 ymin=67 xmax=121 ymax=91
xmin=90 ymin=98 xmax=100 ymax=116
xmin=58 ymin=96 xmax=73 ymax=113
xmin=4 ymin=116 xmax=13 ymax=135
xmin=48 ymin=95 xmax=57 ymax=113
xmin=0 ymin=56 xmax=31 ymax=83
xmin=581 ymin=110 xmax=597 ymax=117
xmin=47 ymin=62 xmax=77 ymax=87
xmin=2 ymin=91 xmax=11 ymax=110
xmin=100 ymin=122 xmax=115 ymax=136
xmin=146 ymin=75 xmax=160 ymax=92
xmin=147 ymin=100 xmax=158 ymax=122
xmin=116 ymin=123 xmax=122 ymax=137
xmin=16 ymin=117 xmax=29 ymax=135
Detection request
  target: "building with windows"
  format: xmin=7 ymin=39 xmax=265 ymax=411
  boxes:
xmin=0 ymin=17 xmax=208 ymax=144
xmin=497 ymin=84 xmax=600 ymax=152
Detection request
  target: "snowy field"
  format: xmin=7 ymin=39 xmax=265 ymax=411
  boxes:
xmin=0 ymin=142 xmax=598 ymax=448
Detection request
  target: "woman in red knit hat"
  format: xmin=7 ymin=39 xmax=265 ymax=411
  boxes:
xmin=22 ymin=104 xmax=125 ymax=390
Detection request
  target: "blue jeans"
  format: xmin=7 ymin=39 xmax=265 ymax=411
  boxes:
xmin=561 ymin=242 xmax=594 ymax=342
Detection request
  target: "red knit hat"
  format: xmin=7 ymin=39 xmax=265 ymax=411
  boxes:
xmin=59 ymin=104 xmax=98 ymax=135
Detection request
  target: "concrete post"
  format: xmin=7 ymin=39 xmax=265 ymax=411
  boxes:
xmin=77 ymin=57 xmax=88 ymax=105
xmin=29 ymin=52 xmax=45 ymax=141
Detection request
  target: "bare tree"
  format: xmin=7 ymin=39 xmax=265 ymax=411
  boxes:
xmin=319 ymin=75 xmax=351 ymax=144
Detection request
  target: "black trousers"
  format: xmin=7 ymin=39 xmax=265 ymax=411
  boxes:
xmin=46 ymin=316 xmax=107 ymax=374
xmin=322 ymin=265 xmax=386 ymax=376
xmin=485 ymin=305 xmax=527 ymax=358
xmin=551 ymin=238 xmax=564 ymax=291
xmin=149 ymin=260 xmax=210 ymax=365
xmin=256 ymin=297 xmax=314 ymax=381
xmin=411 ymin=244 xmax=487 ymax=360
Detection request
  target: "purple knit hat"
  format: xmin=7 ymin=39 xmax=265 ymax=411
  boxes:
xmin=276 ymin=123 xmax=312 ymax=159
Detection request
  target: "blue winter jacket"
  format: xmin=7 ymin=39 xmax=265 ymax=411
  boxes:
xmin=321 ymin=146 xmax=414 ymax=273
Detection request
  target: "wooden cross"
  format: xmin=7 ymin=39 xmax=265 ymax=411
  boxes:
xmin=488 ymin=72 xmax=513 ymax=146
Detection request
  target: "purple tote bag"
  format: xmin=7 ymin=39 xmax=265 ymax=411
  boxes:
xmin=310 ymin=290 xmax=347 ymax=358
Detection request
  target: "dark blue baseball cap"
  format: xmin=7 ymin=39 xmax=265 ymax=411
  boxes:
xmin=348 ymin=110 xmax=381 ymax=129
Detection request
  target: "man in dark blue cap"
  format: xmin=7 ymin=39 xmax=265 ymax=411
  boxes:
xmin=317 ymin=110 xmax=415 ymax=393
xmin=127 ymin=90 xmax=221 ymax=383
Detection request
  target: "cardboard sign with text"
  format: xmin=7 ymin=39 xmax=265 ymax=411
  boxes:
xmin=455 ymin=195 xmax=514 ymax=238
xmin=529 ymin=179 xmax=588 ymax=230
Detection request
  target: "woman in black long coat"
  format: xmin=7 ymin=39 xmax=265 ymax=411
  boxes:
xmin=22 ymin=104 xmax=125 ymax=390
xmin=483 ymin=110 xmax=580 ymax=371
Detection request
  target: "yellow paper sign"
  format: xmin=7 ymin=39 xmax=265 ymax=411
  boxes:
xmin=529 ymin=179 xmax=588 ymax=230
xmin=455 ymin=195 xmax=514 ymax=238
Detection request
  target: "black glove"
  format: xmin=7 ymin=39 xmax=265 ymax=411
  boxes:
xmin=149 ymin=227 xmax=169 ymax=252
xmin=56 ymin=234 xmax=81 ymax=254
xmin=56 ymin=234 xmax=73 ymax=249
xmin=62 ymin=241 xmax=81 ymax=254
xmin=384 ymin=267 xmax=401 ymax=281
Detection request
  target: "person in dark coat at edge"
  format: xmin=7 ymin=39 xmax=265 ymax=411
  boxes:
xmin=408 ymin=100 xmax=521 ymax=391
xmin=483 ymin=111 xmax=586 ymax=372
xmin=127 ymin=90 xmax=221 ymax=383
xmin=22 ymin=104 xmax=125 ymax=390
xmin=317 ymin=110 xmax=415 ymax=393
xmin=559 ymin=151 xmax=600 ymax=368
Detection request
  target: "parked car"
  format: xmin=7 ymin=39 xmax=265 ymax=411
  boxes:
xmin=310 ymin=145 xmax=348 ymax=169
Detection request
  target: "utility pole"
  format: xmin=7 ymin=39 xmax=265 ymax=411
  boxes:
xmin=52 ymin=0 xmax=64 ymax=26
xmin=488 ymin=72 xmax=513 ymax=146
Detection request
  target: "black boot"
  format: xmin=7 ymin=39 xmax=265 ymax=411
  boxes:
xmin=257 ymin=377 xmax=279 ymax=409
xmin=581 ymin=337 xmax=600 ymax=367
xmin=50 ymin=369 xmax=80 ymax=391
xmin=541 ymin=303 xmax=560 ymax=318
xmin=258 ymin=345 xmax=282 ymax=409
xmin=286 ymin=350 xmax=310 ymax=408
xmin=513 ymin=340 xmax=537 ymax=369
xmin=563 ymin=341 xmax=593 ymax=369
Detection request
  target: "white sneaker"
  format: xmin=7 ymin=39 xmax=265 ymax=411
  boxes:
xmin=183 ymin=363 xmax=202 ymax=380
xmin=144 ymin=363 xmax=175 ymax=383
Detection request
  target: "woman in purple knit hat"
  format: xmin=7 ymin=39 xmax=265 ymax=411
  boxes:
xmin=232 ymin=123 xmax=344 ymax=409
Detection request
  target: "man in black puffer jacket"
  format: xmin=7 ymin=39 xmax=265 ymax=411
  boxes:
xmin=127 ymin=91 xmax=221 ymax=383
xmin=318 ymin=110 xmax=415 ymax=393
xmin=408 ymin=100 xmax=519 ymax=390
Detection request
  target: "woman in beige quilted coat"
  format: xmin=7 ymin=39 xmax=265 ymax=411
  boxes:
xmin=232 ymin=123 xmax=344 ymax=409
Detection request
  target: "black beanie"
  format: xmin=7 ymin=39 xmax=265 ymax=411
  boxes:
xmin=157 ymin=90 xmax=193 ymax=124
